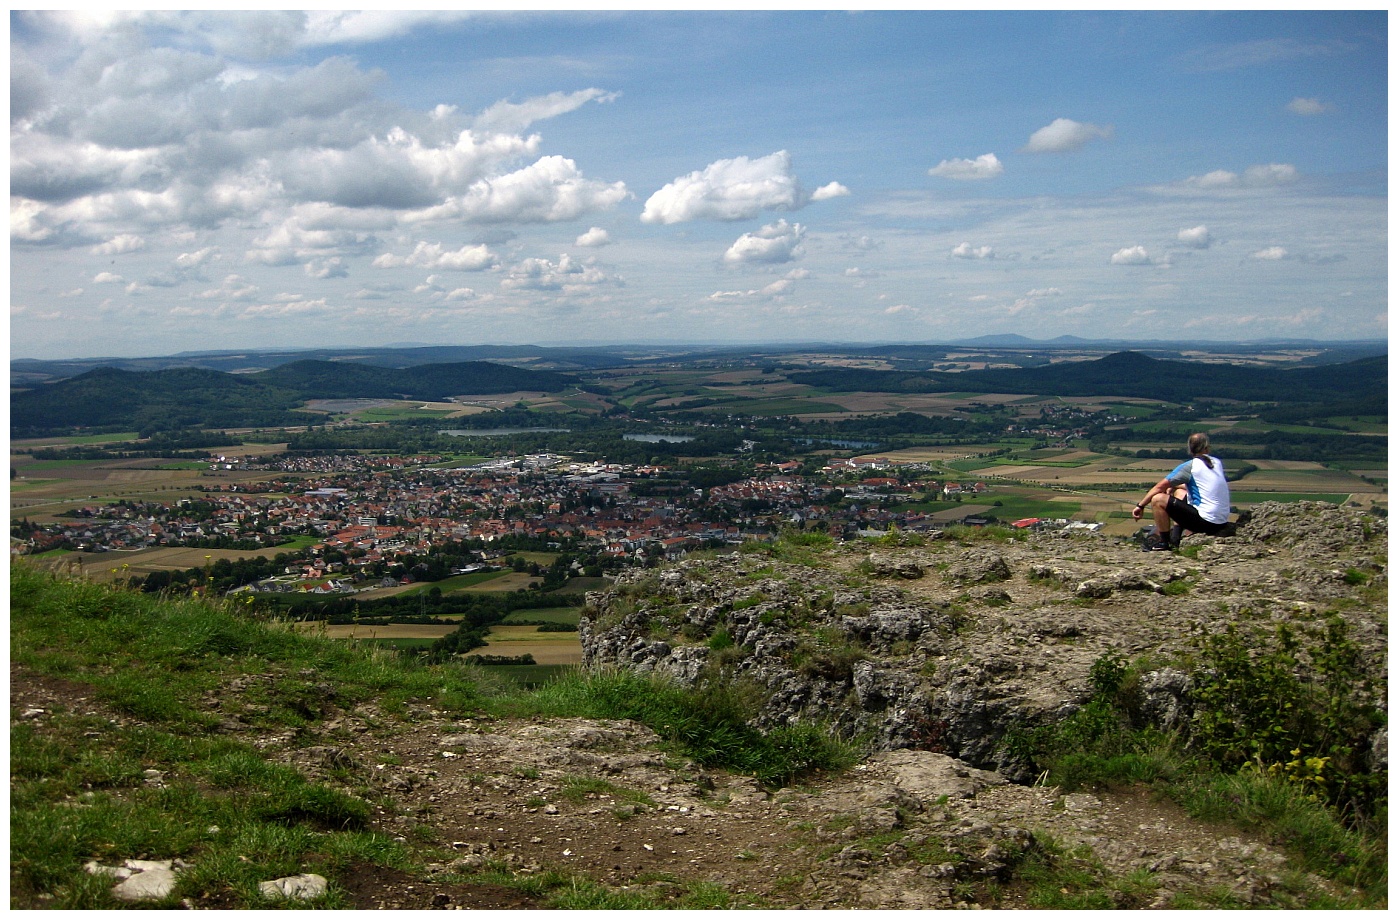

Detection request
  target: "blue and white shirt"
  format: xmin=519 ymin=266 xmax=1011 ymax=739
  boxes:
xmin=1167 ymin=456 xmax=1230 ymax=525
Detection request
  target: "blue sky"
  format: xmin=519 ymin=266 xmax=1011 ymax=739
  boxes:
xmin=10 ymin=10 xmax=1388 ymax=359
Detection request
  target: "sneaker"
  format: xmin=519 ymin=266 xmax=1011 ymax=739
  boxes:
xmin=1142 ymin=534 xmax=1172 ymax=552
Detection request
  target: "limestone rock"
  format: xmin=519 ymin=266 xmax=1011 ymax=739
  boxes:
xmin=259 ymin=873 xmax=329 ymax=901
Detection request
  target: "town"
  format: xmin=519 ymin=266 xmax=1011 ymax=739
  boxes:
xmin=14 ymin=447 xmax=1080 ymax=598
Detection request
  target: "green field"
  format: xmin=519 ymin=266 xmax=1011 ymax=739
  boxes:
xmin=1230 ymin=492 xmax=1353 ymax=505
xmin=15 ymin=458 xmax=108 ymax=471
xmin=355 ymin=407 xmax=457 ymax=421
xmin=14 ymin=431 xmax=140 ymax=446
xmin=269 ymin=534 xmax=321 ymax=551
xmin=398 ymin=570 xmax=513 ymax=594
xmin=501 ymin=607 xmax=582 ymax=626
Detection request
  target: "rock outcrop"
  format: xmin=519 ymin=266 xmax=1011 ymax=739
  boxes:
xmin=581 ymin=502 xmax=1387 ymax=781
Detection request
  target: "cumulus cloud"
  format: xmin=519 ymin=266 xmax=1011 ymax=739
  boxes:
xmin=951 ymin=242 xmax=994 ymax=260
xmin=92 ymin=234 xmax=146 ymax=255
xmin=929 ymin=153 xmax=1003 ymax=180
xmin=1110 ymin=246 xmax=1152 ymax=265
xmin=642 ymin=151 xmax=839 ymax=224
xmin=175 ymin=247 xmax=219 ymax=268
xmin=93 ymin=271 xmax=124 ymax=284
xmin=10 ymin=26 xmax=630 ymax=256
xmin=1178 ymin=225 xmax=1212 ymax=248
xmin=305 ymin=257 xmax=348 ymax=279
xmin=722 ymin=219 xmax=806 ymax=265
xmin=1023 ymin=118 xmax=1113 ymax=153
xmin=406 ymin=156 xmax=628 ymax=224
xmin=575 ymin=227 xmax=611 ymax=247
xmin=373 ymin=241 xmax=497 ymax=271
xmin=1183 ymin=164 xmax=1299 ymax=190
xmin=1251 ymin=246 xmax=1289 ymax=260
xmin=811 ymin=181 xmax=850 ymax=200
xmin=1287 ymin=97 xmax=1331 ymax=116
xmin=197 ymin=273 xmax=259 ymax=301
xmin=500 ymin=254 xmax=619 ymax=291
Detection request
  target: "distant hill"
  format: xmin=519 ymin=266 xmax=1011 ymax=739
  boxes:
xmin=9 ymin=345 xmax=629 ymax=386
xmin=11 ymin=360 xmax=577 ymax=436
xmin=788 ymin=351 xmax=1387 ymax=406
xmin=251 ymin=360 xmax=574 ymax=400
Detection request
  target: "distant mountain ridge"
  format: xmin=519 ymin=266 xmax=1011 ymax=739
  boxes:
xmin=787 ymin=351 xmax=1387 ymax=405
xmin=10 ymin=360 xmax=577 ymax=436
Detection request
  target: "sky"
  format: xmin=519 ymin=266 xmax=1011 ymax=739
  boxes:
xmin=9 ymin=10 xmax=1389 ymax=360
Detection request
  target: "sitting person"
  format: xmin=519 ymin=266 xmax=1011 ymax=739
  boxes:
xmin=1131 ymin=433 xmax=1231 ymax=551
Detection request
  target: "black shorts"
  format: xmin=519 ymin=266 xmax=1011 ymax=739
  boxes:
xmin=1166 ymin=496 xmax=1228 ymax=536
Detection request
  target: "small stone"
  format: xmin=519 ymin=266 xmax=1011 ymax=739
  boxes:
xmin=112 ymin=866 xmax=179 ymax=902
xmin=259 ymin=873 xmax=329 ymax=901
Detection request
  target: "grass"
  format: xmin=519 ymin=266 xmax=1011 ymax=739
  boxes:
xmin=500 ymin=606 xmax=582 ymax=626
xmin=8 ymin=561 xmax=854 ymax=907
xmin=1229 ymin=492 xmax=1353 ymax=504
xmin=495 ymin=668 xmax=859 ymax=787
xmin=395 ymin=570 xmax=513 ymax=594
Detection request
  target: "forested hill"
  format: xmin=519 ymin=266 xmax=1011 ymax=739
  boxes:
xmin=10 ymin=361 xmax=576 ymax=436
xmin=251 ymin=359 xmax=574 ymax=400
xmin=788 ymin=352 xmax=1387 ymax=405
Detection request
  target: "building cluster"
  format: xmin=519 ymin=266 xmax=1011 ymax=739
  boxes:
xmin=17 ymin=451 xmax=1018 ymax=586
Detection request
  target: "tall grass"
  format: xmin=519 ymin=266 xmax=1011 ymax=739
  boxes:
xmin=499 ymin=668 xmax=859 ymax=787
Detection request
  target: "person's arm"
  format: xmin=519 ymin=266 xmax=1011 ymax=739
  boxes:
xmin=1131 ymin=476 xmax=1173 ymax=520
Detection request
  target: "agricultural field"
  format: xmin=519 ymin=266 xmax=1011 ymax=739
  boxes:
xmin=25 ymin=545 xmax=284 ymax=583
xmin=305 ymin=622 xmax=584 ymax=666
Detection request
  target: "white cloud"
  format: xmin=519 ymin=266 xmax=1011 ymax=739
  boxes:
xmin=1110 ymin=246 xmax=1152 ymax=265
xmin=500 ymin=254 xmax=619 ymax=291
xmin=1287 ymin=97 xmax=1331 ymax=116
xmin=373 ymin=241 xmax=497 ymax=271
xmin=197 ymin=273 xmax=259 ymax=301
xmin=884 ymin=304 xmax=916 ymax=315
xmin=1177 ymin=225 xmax=1212 ymax=248
xmin=93 ymin=271 xmax=124 ymax=283
xmin=1023 ymin=118 xmax=1113 ymax=153
xmin=929 ymin=153 xmax=1003 ymax=180
xmin=642 ymin=151 xmax=836 ymax=224
xmin=92 ymin=234 xmax=146 ymax=255
xmin=300 ymin=11 xmax=478 ymax=48
xmin=175 ymin=247 xmax=219 ymax=268
xmin=1251 ymin=246 xmax=1289 ymax=260
xmin=722 ymin=219 xmax=806 ymax=265
xmin=1182 ymin=163 xmax=1299 ymax=190
xmin=406 ymin=156 xmax=628 ymax=224
xmin=951 ymin=242 xmax=994 ymax=260
xmin=811 ymin=181 xmax=850 ymax=200
xmin=575 ymin=227 xmax=611 ymax=247
xmin=473 ymin=88 xmax=618 ymax=134
xmin=305 ymin=257 xmax=348 ymax=279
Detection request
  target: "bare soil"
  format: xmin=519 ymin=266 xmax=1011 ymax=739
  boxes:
xmin=11 ymin=662 xmax=1356 ymax=910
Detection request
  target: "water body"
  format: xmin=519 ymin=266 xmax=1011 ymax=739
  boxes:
xmin=623 ymin=433 xmax=695 ymax=443
xmin=799 ymin=438 xmax=882 ymax=449
xmin=441 ymin=428 xmax=571 ymax=437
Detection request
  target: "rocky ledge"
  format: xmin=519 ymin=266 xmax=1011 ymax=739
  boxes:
xmin=580 ymin=502 xmax=1388 ymax=780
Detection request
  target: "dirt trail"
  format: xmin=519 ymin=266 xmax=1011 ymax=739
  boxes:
xmin=12 ymin=666 xmax=1351 ymax=910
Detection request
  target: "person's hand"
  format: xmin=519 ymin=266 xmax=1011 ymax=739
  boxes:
xmin=1131 ymin=504 xmax=1143 ymax=520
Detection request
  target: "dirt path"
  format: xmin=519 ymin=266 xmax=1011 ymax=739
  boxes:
xmin=13 ymin=662 xmax=1350 ymax=910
